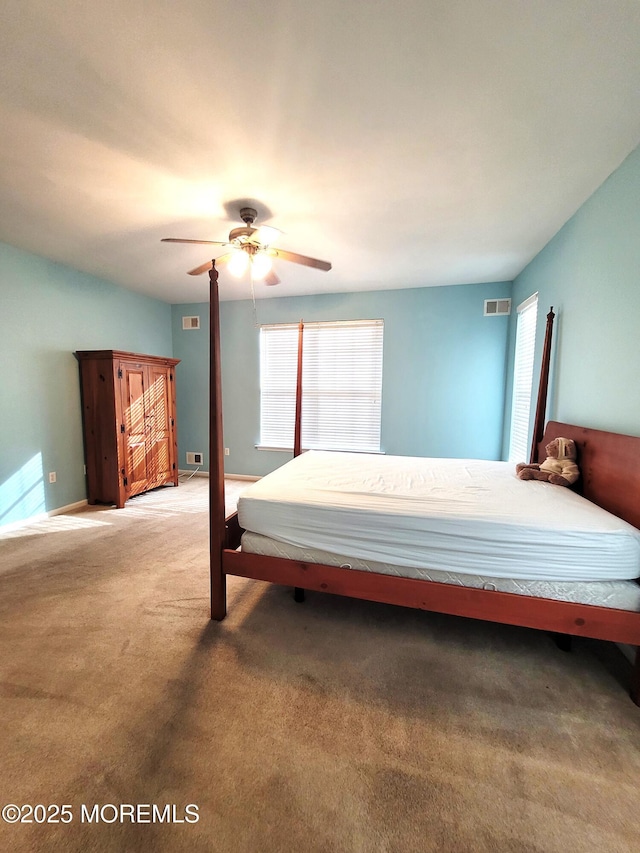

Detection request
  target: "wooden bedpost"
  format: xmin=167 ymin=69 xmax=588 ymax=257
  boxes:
xmin=631 ymin=648 xmax=640 ymax=706
xmin=293 ymin=319 xmax=306 ymax=603
xmin=209 ymin=262 xmax=227 ymax=620
xmin=293 ymin=320 xmax=304 ymax=458
xmin=529 ymin=306 xmax=555 ymax=463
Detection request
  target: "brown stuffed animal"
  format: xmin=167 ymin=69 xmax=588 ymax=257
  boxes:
xmin=516 ymin=437 xmax=580 ymax=487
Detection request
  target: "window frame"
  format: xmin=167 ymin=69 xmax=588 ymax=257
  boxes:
xmin=508 ymin=292 xmax=539 ymax=463
xmin=258 ymin=319 xmax=384 ymax=454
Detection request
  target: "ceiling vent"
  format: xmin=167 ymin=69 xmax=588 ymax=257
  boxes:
xmin=182 ymin=315 xmax=200 ymax=330
xmin=484 ymin=298 xmax=511 ymax=316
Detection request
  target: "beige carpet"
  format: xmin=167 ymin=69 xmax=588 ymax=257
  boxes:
xmin=1 ymin=476 xmax=639 ymax=853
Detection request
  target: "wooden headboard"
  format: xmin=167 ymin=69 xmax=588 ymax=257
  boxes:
xmin=539 ymin=421 xmax=640 ymax=530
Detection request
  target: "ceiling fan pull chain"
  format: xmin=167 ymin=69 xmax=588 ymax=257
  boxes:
xmin=250 ymin=271 xmax=259 ymax=328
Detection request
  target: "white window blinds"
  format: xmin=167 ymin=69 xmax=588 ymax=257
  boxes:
xmin=509 ymin=293 xmax=538 ymax=463
xmin=260 ymin=319 xmax=384 ymax=452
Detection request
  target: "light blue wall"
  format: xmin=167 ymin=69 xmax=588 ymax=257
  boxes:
xmin=172 ymin=282 xmax=512 ymax=477
xmin=0 ymin=242 xmax=172 ymax=527
xmin=504 ymin=142 xmax=640 ymax=454
xmin=170 ymin=306 xmax=210 ymax=474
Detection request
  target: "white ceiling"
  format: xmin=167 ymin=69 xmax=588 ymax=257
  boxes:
xmin=1 ymin=1 xmax=640 ymax=303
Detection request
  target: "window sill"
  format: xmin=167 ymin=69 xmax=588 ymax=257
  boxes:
xmin=255 ymin=445 xmax=385 ymax=455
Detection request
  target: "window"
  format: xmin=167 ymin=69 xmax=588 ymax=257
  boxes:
xmin=259 ymin=319 xmax=384 ymax=452
xmin=509 ymin=293 xmax=538 ymax=462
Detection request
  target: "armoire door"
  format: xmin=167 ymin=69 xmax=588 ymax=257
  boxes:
xmin=120 ymin=360 xmax=175 ymax=498
xmin=120 ymin=361 xmax=151 ymax=498
xmin=145 ymin=363 xmax=174 ymax=486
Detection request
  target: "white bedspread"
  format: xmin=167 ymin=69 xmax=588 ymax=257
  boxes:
xmin=237 ymin=451 xmax=640 ymax=582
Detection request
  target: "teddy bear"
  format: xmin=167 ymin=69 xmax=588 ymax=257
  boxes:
xmin=516 ymin=437 xmax=580 ymax=487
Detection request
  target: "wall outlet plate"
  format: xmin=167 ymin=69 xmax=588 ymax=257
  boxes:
xmin=186 ymin=452 xmax=203 ymax=465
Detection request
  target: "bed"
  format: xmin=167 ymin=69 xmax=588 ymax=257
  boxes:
xmin=205 ymin=265 xmax=640 ymax=704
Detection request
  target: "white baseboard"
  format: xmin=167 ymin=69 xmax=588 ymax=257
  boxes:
xmin=225 ymin=473 xmax=260 ymax=481
xmin=51 ymin=499 xmax=88 ymax=516
xmin=178 ymin=470 xmax=260 ymax=482
xmin=0 ymin=499 xmax=89 ymax=533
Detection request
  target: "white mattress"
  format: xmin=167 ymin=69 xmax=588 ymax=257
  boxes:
xmin=241 ymin=531 xmax=640 ymax=612
xmin=237 ymin=451 xmax=640 ymax=582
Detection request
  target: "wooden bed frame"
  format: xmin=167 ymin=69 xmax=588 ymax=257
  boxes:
xmin=206 ymin=265 xmax=640 ymax=704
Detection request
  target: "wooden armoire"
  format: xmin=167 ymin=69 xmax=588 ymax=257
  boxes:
xmin=76 ymin=350 xmax=180 ymax=508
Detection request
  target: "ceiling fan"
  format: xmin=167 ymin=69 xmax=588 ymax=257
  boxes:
xmin=161 ymin=207 xmax=332 ymax=286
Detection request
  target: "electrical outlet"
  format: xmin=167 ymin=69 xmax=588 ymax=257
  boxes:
xmin=224 ymin=448 xmax=230 ymax=456
xmin=49 ymin=472 xmax=57 ymax=483
xmin=186 ymin=452 xmax=203 ymax=465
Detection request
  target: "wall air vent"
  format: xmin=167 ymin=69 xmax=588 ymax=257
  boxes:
xmin=182 ymin=316 xmax=200 ymax=330
xmin=484 ymin=298 xmax=511 ymax=316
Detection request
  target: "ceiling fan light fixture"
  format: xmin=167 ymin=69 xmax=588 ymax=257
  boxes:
xmin=251 ymin=252 xmax=273 ymax=280
xmin=253 ymin=225 xmax=280 ymax=247
xmin=162 ymin=204 xmax=331 ymax=282
xmin=228 ymin=249 xmax=250 ymax=278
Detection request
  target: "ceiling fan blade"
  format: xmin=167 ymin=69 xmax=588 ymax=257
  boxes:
xmin=264 ymin=269 xmax=280 ymax=286
xmin=271 ymin=249 xmax=331 ymax=271
xmin=187 ymin=253 xmax=235 ymax=275
xmin=187 ymin=260 xmax=213 ymax=276
xmin=162 ymin=238 xmax=228 ymax=245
